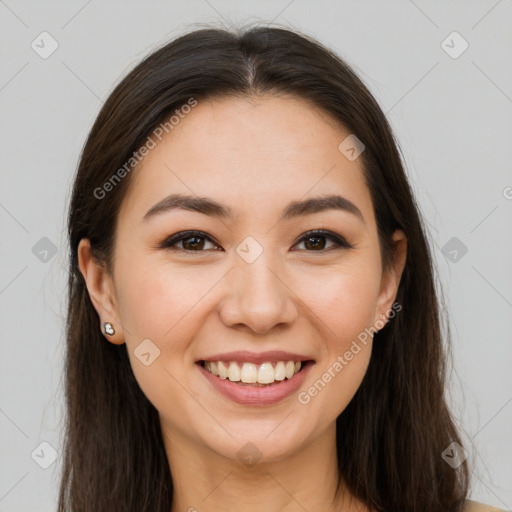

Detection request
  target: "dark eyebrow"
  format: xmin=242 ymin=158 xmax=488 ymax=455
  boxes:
xmin=142 ymin=193 xmax=365 ymax=224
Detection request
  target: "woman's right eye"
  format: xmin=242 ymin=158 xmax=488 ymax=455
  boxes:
xmin=159 ymin=231 xmax=221 ymax=252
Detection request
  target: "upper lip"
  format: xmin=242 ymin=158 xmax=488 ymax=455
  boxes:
xmin=197 ymin=350 xmax=314 ymax=365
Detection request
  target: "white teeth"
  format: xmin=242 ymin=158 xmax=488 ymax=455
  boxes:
xmin=228 ymin=362 xmax=241 ymax=382
xmin=240 ymin=362 xmax=257 ymax=383
xmin=274 ymin=361 xmax=286 ymax=381
xmin=285 ymin=361 xmax=295 ymax=379
xmin=217 ymin=361 xmax=228 ymax=379
xmin=203 ymin=359 xmax=304 ymax=384
xmin=257 ymin=362 xmax=275 ymax=384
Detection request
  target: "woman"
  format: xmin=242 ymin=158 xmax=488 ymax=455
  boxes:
xmin=60 ymin=24 xmax=502 ymax=512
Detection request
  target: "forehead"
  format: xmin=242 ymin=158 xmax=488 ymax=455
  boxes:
xmin=119 ymin=94 xmax=374 ymax=227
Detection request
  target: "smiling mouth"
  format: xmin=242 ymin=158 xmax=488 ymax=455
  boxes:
xmin=198 ymin=360 xmax=314 ymax=387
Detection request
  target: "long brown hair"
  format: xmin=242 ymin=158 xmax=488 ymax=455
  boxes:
xmin=60 ymin=23 xmax=469 ymax=512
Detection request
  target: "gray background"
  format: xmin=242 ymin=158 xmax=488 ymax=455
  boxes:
xmin=1 ymin=1 xmax=511 ymax=510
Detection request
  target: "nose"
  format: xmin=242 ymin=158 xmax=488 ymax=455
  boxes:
xmin=218 ymin=251 xmax=298 ymax=335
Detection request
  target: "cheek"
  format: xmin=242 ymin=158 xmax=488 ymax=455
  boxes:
xmin=115 ymin=263 xmax=209 ymax=421
xmin=297 ymin=259 xmax=382 ymax=343
xmin=297 ymin=271 xmax=377 ymax=422
xmin=115 ymin=260 xmax=210 ymax=343
xmin=293 ymin=259 xmax=380 ymax=411
xmin=116 ymin=250 xmax=382 ymax=367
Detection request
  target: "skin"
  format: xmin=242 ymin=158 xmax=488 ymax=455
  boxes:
xmin=78 ymin=94 xmax=408 ymax=512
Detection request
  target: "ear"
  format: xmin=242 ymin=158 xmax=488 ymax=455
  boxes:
xmin=77 ymin=238 xmax=125 ymax=345
xmin=374 ymin=229 xmax=407 ymax=326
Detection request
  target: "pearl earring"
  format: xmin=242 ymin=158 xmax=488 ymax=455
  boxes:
xmin=103 ymin=322 xmax=115 ymax=336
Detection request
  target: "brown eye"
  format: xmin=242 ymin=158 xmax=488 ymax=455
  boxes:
xmin=160 ymin=231 xmax=220 ymax=252
xmin=178 ymin=235 xmax=208 ymax=251
xmin=292 ymin=230 xmax=352 ymax=252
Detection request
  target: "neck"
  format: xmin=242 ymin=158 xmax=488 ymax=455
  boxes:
xmin=162 ymin=420 xmax=366 ymax=512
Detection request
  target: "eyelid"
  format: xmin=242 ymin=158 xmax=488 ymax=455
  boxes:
xmin=292 ymin=229 xmax=352 ymax=250
xmin=157 ymin=230 xmax=221 ymax=252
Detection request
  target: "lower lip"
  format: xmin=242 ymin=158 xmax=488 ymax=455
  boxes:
xmin=197 ymin=361 xmax=314 ymax=406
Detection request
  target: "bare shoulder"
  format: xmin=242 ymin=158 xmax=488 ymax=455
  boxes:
xmin=463 ymin=500 xmax=508 ymax=512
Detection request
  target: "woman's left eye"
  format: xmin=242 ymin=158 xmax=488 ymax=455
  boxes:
xmin=159 ymin=229 xmax=352 ymax=253
xmin=292 ymin=230 xmax=352 ymax=251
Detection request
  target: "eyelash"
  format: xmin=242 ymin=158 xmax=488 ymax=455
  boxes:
xmin=158 ymin=229 xmax=353 ymax=254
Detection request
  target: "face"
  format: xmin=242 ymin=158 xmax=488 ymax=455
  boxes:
xmin=79 ymin=94 xmax=406 ymax=465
